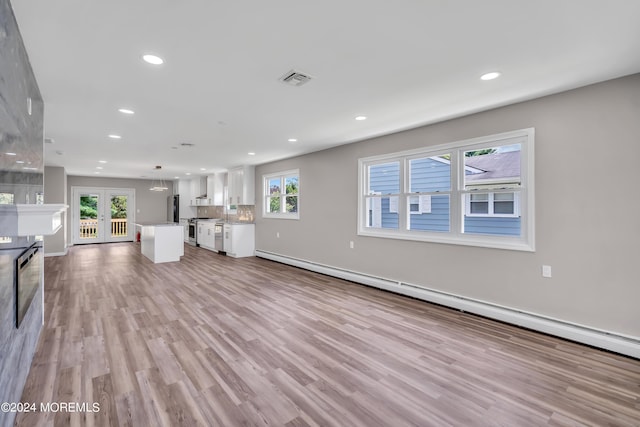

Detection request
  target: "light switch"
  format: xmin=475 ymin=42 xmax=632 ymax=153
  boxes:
xmin=542 ymin=265 xmax=552 ymax=278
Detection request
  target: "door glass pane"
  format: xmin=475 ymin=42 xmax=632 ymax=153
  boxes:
xmin=110 ymin=195 xmax=128 ymax=237
xmin=79 ymin=194 xmax=99 ymax=239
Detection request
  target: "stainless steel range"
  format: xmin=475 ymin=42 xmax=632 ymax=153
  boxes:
xmin=188 ymin=218 xmax=222 ymax=246
xmin=187 ymin=219 xmax=198 ymax=246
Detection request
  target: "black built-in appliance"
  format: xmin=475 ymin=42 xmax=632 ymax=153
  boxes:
xmin=168 ymin=195 xmax=179 ymax=223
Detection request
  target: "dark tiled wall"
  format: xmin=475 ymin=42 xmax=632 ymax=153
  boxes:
xmin=0 ymin=1 xmax=44 ymax=425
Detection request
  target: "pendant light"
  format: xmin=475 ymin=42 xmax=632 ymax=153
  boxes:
xmin=149 ymin=165 xmax=169 ymax=191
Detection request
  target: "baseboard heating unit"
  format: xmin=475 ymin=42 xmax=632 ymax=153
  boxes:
xmin=255 ymin=250 xmax=640 ymax=359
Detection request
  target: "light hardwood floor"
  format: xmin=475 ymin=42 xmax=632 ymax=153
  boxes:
xmin=17 ymin=242 xmax=640 ymax=426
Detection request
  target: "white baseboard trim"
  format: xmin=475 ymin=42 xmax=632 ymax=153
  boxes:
xmin=255 ymin=250 xmax=640 ymax=359
xmin=44 ymin=249 xmax=68 ymax=257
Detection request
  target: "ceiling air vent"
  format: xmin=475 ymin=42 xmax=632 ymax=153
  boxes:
xmin=279 ymin=69 xmax=312 ymax=87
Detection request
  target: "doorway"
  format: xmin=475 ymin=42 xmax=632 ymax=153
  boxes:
xmin=71 ymin=187 xmax=136 ymax=245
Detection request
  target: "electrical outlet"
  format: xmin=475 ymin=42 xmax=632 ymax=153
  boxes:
xmin=542 ymin=265 xmax=552 ymax=278
xmin=276 ymin=232 xmax=280 ymax=238
xmin=349 ymin=241 xmax=354 ymax=249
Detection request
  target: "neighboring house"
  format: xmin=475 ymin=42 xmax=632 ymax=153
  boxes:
xmin=367 ymin=149 xmax=521 ymax=236
xmin=464 ymin=150 xmax=521 ymax=236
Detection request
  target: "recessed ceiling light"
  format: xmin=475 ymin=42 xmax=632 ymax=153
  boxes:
xmin=480 ymin=71 xmax=501 ymax=81
xmin=174 ymin=176 xmax=180 ymax=179
xmin=23 ymin=167 xmax=38 ymax=171
xmin=16 ymin=160 xmax=25 ymax=164
xmin=118 ymin=108 xmax=135 ymax=115
xmin=108 ymin=134 xmax=122 ymax=139
xmin=98 ymin=160 xmax=107 ymax=163
xmin=6 ymin=152 xmax=17 ymax=156
xmin=248 ymin=152 xmax=256 ymax=156
xmin=200 ymin=168 xmax=206 ymax=171
xmin=142 ymin=54 xmax=164 ymax=65
xmin=287 ymin=138 xmax=297 ymax=143
xmin=95 ymin=171 xmax=100 ymax=174
xmin=185 ymin=172 xmax=191 ymax=176
xmin=355 ymin=116 xmax=367 ymax=121
xmin=96 ymin=166 xmax=103 ymax=170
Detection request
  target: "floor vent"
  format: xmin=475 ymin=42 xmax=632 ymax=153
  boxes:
xmin=279 ymin=69 xmax=312 ymax=87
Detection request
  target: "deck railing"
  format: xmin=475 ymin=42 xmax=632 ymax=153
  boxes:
xmin=79 ymin=218 xmax=128 ymax=238
xmin=111 ymin=218 xmax=128 ymax=236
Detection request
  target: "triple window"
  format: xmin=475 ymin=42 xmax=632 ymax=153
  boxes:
xmin=358 ymin=128 xmax=534 ymax=251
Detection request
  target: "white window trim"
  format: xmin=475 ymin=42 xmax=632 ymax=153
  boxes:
xmin=263 ymin=169 xmax=300 ymax=219
xmin=357 ymin=128 xmax=535 ymax=252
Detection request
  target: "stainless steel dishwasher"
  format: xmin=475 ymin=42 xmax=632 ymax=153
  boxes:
xmin=214 ymin=222 xmax=224 ymax=253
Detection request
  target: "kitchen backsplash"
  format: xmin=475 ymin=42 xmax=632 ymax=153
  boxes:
xmin=197 ymin=205 xmax=255 ymax=223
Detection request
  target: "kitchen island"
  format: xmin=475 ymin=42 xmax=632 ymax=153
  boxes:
xmin=137 ymin=223 xmax=184 ymax=263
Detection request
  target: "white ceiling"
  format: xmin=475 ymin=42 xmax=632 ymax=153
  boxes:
xmin=10 ymin=0 xmax=640 ymax=180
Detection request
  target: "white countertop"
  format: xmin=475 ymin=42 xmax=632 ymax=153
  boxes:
xmin=135 ymin=222 xmax=181 ymax=227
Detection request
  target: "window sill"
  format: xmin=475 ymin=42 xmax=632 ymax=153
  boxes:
xmin=357 ymin=228 xmax=534 ymax=252
xmin=263 ymin=214 xmax=300 ymax=220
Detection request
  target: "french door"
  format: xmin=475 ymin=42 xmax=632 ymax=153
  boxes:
xmin=72 ymin=187 xmax=135 ymax=245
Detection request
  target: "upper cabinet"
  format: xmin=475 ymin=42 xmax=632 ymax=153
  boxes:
xmin=188 ymin=174 xmax=226 ymax=206
xmin=207 ymin=174 xmax=226 ymax=206
xmin=190 ymin=177 xmax=206 ymax=200
xmin=228 ymin=165 xmax=255 ymax=207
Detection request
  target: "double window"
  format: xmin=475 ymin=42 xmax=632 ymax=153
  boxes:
xmin=358 ymin=128 xmax=534 ymax=251
xmin=466 ymin=192 xmax=519 ymax=217
xmin=263 ymin=170 xmax=300 ymax=219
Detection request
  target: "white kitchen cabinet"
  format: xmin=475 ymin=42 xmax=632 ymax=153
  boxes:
xmin=190 ymin=177 xmax=201 ymax=202
xmin=227 ymin=165 xmax=255 ymax=207
xmin=179 ymin=180 xmax=196 ymax=218
xmin=140 ymin=223 xmax=184 ymax=263
xmin=197 ymin=221 xmax=216 ymax=250
xmin=205 ymin=173 xmax=226 ymax=206
xmin=223 ymin=223 xmax=255 ymax=258
xmin=179 ymin=219 xmax=189 ymax=243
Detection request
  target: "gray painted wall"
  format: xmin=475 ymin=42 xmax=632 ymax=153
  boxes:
xmin=43 ymin=166 xmax=67 ymax=255
xmin=66 ymin=175 xmax=175 ymax=244
xmin=0 ymin=1 xmax=44 ymax=425
xmin=255 ymin=73 xmax=640 ymax=339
